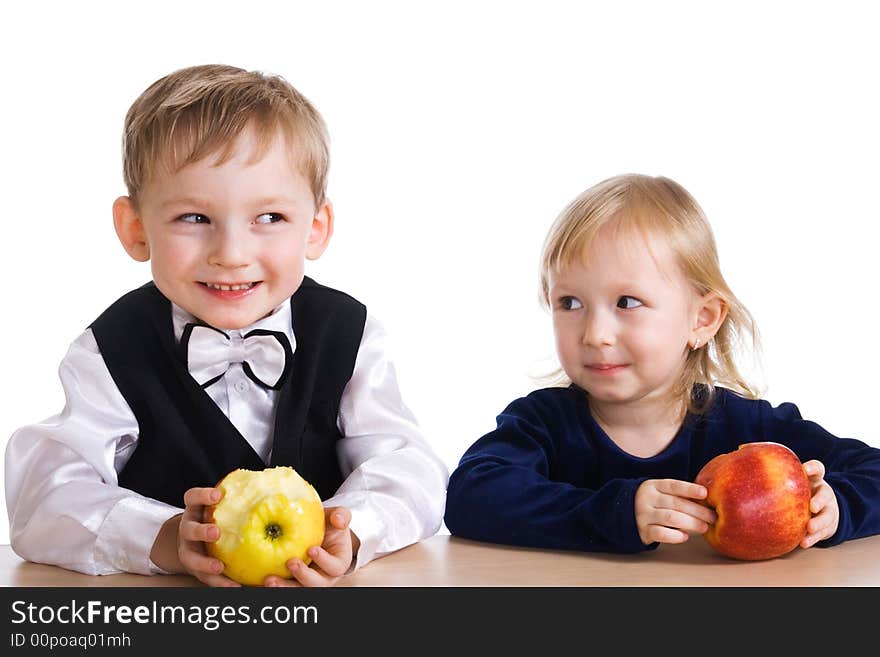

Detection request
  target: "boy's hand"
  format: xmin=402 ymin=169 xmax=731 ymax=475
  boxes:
xmin=635 ymin=479 xmax=717 ymax=546
xmin=177 ymin=487 xmax=240 ymax=587
xmin=801 ymin=460 xmax=839 ymax=548
xmin=264 ymin=506 xmax=359 ymax=588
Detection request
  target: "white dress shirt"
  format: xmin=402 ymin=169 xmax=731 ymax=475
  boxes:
xmin=4 ymin=299 xmax=448 ymax=576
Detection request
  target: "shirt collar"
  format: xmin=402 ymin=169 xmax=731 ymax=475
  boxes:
xmin=171 ymin=300 xmax=295 ymax=352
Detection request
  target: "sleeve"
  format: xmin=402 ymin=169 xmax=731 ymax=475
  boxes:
xmin=4 ymin=329 xmax=182 ymax=575
xmin=759 ymin=399 xmax=880 ymax=546
xmin=444 ymin=394 xmax=650 ymax=554
xmin=328 ymin=314 xmax=449 ymax=570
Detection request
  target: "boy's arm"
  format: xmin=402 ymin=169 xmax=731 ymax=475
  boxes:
xmin=4 ymin=330 xmax=180 ymax=575
xmin=323 ymin=314 xmax=449 ymax=571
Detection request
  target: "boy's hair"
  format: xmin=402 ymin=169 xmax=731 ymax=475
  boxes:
xmin=539 ymin=173 xmax=761 ymax=414
xmin=122 ymin=64 xmax=329 ymax=208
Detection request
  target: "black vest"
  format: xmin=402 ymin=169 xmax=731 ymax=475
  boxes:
xmin=90 ymin=277 xmax=366 ymax=506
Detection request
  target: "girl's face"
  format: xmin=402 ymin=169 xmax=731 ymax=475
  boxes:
xmin=548 ymin=226 xmax=701 ymax=413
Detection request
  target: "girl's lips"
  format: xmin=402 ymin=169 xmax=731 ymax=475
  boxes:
xmin=586 ymin=364 xmax=629 ymax=375
xmin=199 ymin=281 xmax=262 ymax=300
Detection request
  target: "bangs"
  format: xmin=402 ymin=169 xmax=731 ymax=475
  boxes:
xmin=539 ymin=174 xmax=711 ymax=304
xmin=137 ymin=108 xmax=312 ymax=194
xmin=152 ymin=111 xmax=284 ymax=179
xmin=543 ymin=200 xmax=674 ymax=283
xmin=123 ymin=65 xmax=330 ymax=207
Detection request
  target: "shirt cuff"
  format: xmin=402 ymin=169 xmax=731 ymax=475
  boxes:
xmin=322 ymin=492 xmax=386 ymax=572
xmin=95 ymin=496 xmax=181 ymax=575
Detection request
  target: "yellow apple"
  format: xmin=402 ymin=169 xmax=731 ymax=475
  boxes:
xmin=205 ymin=466 xmax=325 ymax=586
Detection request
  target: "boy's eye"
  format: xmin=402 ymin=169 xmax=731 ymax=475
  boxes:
xmin=559 ymin=296 xmax=583 ymax=311
xmin=255 ymin=212 xmax=284 ymax=224
xmin=178 ymin=213 xmax=209 ymax=224
xmin=617 ymin=295 xmax=643 ymax=309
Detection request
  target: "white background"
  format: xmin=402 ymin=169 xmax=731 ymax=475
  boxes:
xmin=2 ymin=1 xmax=878 ymax=545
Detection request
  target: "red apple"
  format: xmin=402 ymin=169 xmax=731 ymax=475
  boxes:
xmin=695 ymin=442 xmax=811 ymax=560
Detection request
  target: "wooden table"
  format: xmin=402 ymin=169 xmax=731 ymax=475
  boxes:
xmin=3 ymin=533 xmax=879 ymax=586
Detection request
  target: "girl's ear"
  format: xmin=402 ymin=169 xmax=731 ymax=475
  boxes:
xmin=692 ymin=292 xmax=727 ymax=347
xmin=305 ymin=199 xmax=334 ymax=261
xmin=113 ymin=196 xmax=151 ymax=262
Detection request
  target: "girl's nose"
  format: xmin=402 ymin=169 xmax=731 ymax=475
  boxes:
xmin=581 ymin=309 xmax=616 ymax=347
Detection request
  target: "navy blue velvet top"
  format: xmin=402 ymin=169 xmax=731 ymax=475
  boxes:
xmin=444 ymin=386 xmax=880 ymax=553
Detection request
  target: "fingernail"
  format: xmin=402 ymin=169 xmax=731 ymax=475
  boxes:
xmin=308 ymin=547 xmax=319 ymax=559
xmin=211 ymin=490 xmax=221 ymax=502
xmin=208 ymin=526 xmax=219 ymax=540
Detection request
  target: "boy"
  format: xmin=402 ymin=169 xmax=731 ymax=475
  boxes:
xmin=4 ymin=64 xmax=448 ymax=587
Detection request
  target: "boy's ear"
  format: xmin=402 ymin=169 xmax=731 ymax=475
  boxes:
xmin=692 ymin=292 xmax=728 ymax=346
xmin=113 ymin=196 xmax=151 ymax=262
xmin=305 ymin=199 xmax=334 ymax=261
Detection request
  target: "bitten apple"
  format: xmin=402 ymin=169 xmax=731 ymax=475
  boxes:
xmin=205 ymin=466 xmax=325 ymax=585
xmin=695 ymin=442 xmax=811 ymax=560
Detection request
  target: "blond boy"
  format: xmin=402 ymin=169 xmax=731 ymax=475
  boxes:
xmin=5 ymin=64 xmax=448 ymax=586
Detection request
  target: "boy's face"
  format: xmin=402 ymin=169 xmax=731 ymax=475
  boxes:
xmin=114 ymin=127 xmax=332 ymax=330
xmin=548 ymin=227 xmax=703 ymax=413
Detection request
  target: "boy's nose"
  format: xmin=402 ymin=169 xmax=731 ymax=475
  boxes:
xmin=208 ymin=225 xmax=251 ymax=269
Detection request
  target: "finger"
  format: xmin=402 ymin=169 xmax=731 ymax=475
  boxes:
xmin=184 ymin=487 xmax=221 ymax=507
xmin=197 ymin=573 xmax=242 ymax=588
xmin=286 ymin=558 xmax=336 ymax=588
xmin=806 ymin=510 xmax=833 ymax=536
xmin=810 ymin=484 xmax=834 ymax=514
xmin=326 ymin=506 xmax=351 ymax=530
xmin=801 ymin=531 xmax=826 ymax=549
xmin=179 ymin=547 xmax=225 ymax=577
xmin=306 ymin=545 xmax=349 ymax=578
xmin=802 ymin=508 xmax=837 ymax=548
xmin=660 ymin=495 xmax=717 ymax=525
xmin=263 ymin=575 xmax=301 ymax=588
xmin=656 ymin=479 xmax=708 ymax=501
xmin=650 ymin=508 xmax=712 ymax=535
xmin=179 ymin=518 xmax=220 ymax=543
xmin=643 ymin=524 xmax=690 ymax=545
xmin=802 ymin=460 xmax=825 ymax=479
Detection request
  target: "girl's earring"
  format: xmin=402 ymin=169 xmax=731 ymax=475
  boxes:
xmin=693 ymin=337 xmax=701 ymax=350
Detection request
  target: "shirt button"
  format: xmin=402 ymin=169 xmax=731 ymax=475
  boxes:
xmin=234 ymin=380 xmax=248 ymax=394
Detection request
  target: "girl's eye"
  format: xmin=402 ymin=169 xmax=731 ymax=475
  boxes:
xmin=617 ymin=295 xmax=643 ymax=309
xmin=559 ymin=296 xmax=583 ymax=311
xmin=178 ymin=213 xmax=209 ymax=224
xmin=255 ymin=212 xmax=284 ymax=224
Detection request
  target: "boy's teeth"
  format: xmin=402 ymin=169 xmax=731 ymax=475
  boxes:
xmin=206 ymin=282 xmax=254 ymax=291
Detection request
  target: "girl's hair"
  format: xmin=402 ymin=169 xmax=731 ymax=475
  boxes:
xmin=539 ymin=173 xmax=761 ymax=414
xmin=122 ymin=64 xmax=330 ymax=208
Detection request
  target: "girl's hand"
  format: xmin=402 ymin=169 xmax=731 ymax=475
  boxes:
xmin=264 ymin=506 xmax=359 ymax=588
xmin=635 ymin=479 xmax=717 ymax=546
xmin=801 ymin=460 xmax=839 ymax=548
xmin=177 ymin=486 xmax=240 ymax=587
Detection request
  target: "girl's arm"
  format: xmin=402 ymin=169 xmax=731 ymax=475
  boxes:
xmin=759 ymin=398 xmax=880 ymax=545
xmin=444 ymin=395 xmax=651 ymax=553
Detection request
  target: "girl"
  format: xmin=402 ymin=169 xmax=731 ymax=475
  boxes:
xmin=444 ymin=174 xmax=880 ymax=554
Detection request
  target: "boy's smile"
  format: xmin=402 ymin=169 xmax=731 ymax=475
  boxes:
xmin=113 ymin=125 xmax=332 ymax=330
xmin=200 ymin=281 xmax=262 ymax=299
